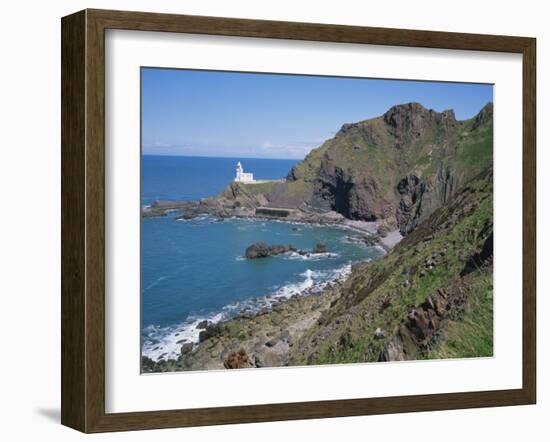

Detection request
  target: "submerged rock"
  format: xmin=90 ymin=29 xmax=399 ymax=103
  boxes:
xmin=297 ymin=242 xmax=330 ymax=257
xmin=312 ymin=242 xmax=327 ymax=254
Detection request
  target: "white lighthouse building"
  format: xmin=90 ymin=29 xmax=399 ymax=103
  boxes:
xmin=234 ymin=161 xmax=254 ymax=183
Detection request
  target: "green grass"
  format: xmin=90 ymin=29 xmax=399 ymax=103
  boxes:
xmin=242 ymin=181 xmax=280 ymax=195
xmin=456 ymin=126 xmax=493 ymax=170
xmin=289 ymin=139 xmax=332 ymax=181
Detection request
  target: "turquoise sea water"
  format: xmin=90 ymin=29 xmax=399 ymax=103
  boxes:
xmin=141 ymin=156 xmax=384 ymax=361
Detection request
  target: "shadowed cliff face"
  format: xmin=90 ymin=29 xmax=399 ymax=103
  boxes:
xmin=396 ymin=164 xmax=459 ymax=235
xmin=285 ymin=102 xmax=493 ymax=234
xmin=311 ymin=158 xmax=382 ymax=221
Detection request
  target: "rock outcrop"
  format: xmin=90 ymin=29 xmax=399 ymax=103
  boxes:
xmin=245 ymin=242 xmax=296 ymax=259
xmin=244 ymin=241 xmax=329 ymax=259
xmin=378 ymin=286 xmax=464 ymax=361
xmin=396 ymin=164 xmax=460 ymax=235
xmin=312 ymin=242 xmax=327 ymax=254
xmin=224 ymin=349 xmax=253 ymax=369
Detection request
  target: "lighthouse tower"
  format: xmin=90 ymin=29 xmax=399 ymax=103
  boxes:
xmin=234 ymin=161 xmax=254 ymax=183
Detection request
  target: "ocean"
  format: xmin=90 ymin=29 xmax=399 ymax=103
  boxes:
xmin=141 ymin=155 xmax=384 ymax=361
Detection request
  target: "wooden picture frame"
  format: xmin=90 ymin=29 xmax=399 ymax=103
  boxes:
xmin=61 ymin=8 xmax=536 ymax=433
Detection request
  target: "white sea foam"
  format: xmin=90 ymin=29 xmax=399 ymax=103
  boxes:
xmin=142 ymin=275 xmax=168 ymax=292
xmin=340 ymin=235 xmax=367 ymax=245
xmin=141 ymin=311 xmax=225 ymax=362
xmin=283 ymin=251 xmax=339 ymax=261
xmin=235 ymin=250 xmax=338 ymax=263
xmin=176 ymin=214 xmax=217 ymax=224
xmin=375 ymin=245 xmax=387 ymax=254
xmin=141 ymin=261 xmax=354 ymax=362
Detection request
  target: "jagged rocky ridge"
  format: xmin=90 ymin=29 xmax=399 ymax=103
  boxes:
xmin=143 ymin=102 xmax=493 ymax=240
xmin=285 ymin=102 xmax=493 ymax=234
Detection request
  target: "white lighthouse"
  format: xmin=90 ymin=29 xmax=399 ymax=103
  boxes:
xmin=234 ymin=161 xmax=254 ymax=183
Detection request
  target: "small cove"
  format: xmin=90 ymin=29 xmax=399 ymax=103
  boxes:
xmin=141 ymin=156 xmax=384 ymax=361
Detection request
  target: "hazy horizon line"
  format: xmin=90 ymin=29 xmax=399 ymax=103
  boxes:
xmin=141 ymin=153 xmax=301 ymax=161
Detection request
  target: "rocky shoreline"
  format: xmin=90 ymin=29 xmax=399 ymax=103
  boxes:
xmin=141 ymin=226 xmax=393 ymax=373
xmin=140 ymin=181 xmax=405 ymax=372
xmin=142 ymin=197 xmax=402 ymax=252
xmin=142 ymin=275 xmax=345 ymax=372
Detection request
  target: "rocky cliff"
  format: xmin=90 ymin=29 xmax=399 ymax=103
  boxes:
xmin=285 ymin=102 xmax=493 ymax=234
xmin=145 ymin=102 xmax=493 ymax=240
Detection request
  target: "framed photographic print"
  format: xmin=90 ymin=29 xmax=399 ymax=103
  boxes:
xmin=61 ymin=9 xmax=536 ymax=433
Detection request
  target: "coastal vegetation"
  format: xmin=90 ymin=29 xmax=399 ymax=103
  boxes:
xmin=289 ymin=167 xmax=493 ymax=364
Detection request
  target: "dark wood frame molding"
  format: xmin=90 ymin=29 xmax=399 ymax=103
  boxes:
xmin=61 ymin=9 xmax=536 ymax=433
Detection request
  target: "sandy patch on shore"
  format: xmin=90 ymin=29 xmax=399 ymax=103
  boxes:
xmin=381 ymin=230 xmax=403 ymax=249
xmin=342 ymin=220 xmax=403 ymax=250
xmin=342 ymin=219 xmax=379 ymax=234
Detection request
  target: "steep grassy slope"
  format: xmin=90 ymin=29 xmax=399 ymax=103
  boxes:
xmin=288 ymin=166 xmax=493 ymax=364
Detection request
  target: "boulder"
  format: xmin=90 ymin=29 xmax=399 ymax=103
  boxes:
xmin=377 ymin=225 xmax=389 ymax=238
xmin=245 ymin=242 xmax=295 ymax=259
xmin=269 ymin=244 xmax=295 ymax=255
xmin=180 ymin=343 xmax=194 ymax=355
xmin=312 ymin=242 xmax=327 ymax=254
xmin=374 ymin=327 xmax=386 ymax=339
xmin=224 ymin=348 xmax=253 ymax=369
xmin=196 ymin=320 xmax=209 ymax=329
xmin=378 ymin=340 xmax=406 ymax=362
xmin=198 ymin=323 xmax=223 ymax=342
xmin=245 ymin=241 xmax=270 ymax=259
xmin=141 ymin=356 xmax=156 ymax=372
xmin=253 ymin=355 xmax=263 ymax=368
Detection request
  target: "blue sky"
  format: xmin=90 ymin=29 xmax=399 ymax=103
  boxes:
xmin=142 ymin=68 xmax=493 ymax=160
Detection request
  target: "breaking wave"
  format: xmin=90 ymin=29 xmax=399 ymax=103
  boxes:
xmin=141 ymin=262 xmax=354 ymax=362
